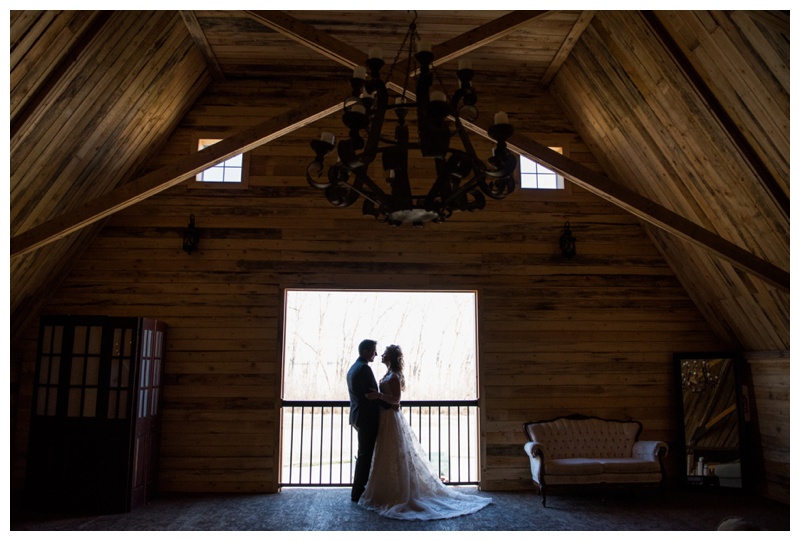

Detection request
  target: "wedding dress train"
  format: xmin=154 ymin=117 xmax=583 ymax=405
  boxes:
xmin=358 ymin=386 xmax=492 ymax=520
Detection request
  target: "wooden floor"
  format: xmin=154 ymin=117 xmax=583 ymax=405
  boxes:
xmin=11 ymin=486 xmax=791 ymax=531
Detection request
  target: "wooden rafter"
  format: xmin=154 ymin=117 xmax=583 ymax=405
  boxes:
xmin=10 ymin=10 xmax=550 ymax=260
xmin=493 ymin=130 xmax=789 ymax=291
xmin=179 ymin=10 xmax=225 ymax=81
xmin=539 ymin=10 xmax=596 ymax=88
xmin=244 ymin=10 xmax=366 ymax=71
xmin=420 ymin=11 xmax=549 ymax=68
xmin=10 ymin=91 xmax=343 ymax=259
xmin=248 ymin=10 xmax=789 ymax=290
xmin=9 ymin=10 xmax=790 ymax=291
xmin=246 ymin=10 xmax=548 ymax=76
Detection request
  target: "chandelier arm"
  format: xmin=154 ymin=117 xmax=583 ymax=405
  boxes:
xmin=439 ymin=173 xmax=484 ymax=208
xmin=324 ymin=182 xmax=359 ymax=207
xmin=449 ymin=89 xmax=485 ymax=171
xmin=306 ymin=168 xmax=331 ymax=189
xmin=346 ymin=169 xmax=391 ymax=208
xmin=423 ymin=157 xmax=454 ymax=203
xmin=454 ymin=120 xmax=484 ymax=170
xmin=360 ymin=78 xmax=389 ymax=164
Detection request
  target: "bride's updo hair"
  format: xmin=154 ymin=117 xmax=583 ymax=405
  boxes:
xmin=384 ymin=344 xmax=406 ymax=390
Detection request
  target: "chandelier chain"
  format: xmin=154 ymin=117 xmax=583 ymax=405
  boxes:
xmin=387 ymin=13 xmax=420 ymax=104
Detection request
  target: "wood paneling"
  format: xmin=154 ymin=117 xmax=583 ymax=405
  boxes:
xmin=551 ymin=11 xmax=788 ymax=351
xmin=9 ymin=11 xmax=789 ymax=504
xmin=743 ymin=352 xmax=789 ymax=504
xmin=11 ymin=80 xmax=724 ymax=494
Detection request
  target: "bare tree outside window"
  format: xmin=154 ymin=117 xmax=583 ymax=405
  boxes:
xmin=282 ymin=290 xmax=478 ymax=401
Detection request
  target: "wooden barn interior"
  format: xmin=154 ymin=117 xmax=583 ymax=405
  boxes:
xmin=8 ymin=9 xmax=790 ymax=522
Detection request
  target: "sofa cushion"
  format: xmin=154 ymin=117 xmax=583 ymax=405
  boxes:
xmin=525 ymin=417 xmax=640 ymax=459
xmin=595 ymin=458 xmax=661 ymax=474
xmin=546 ymin=458 xmax=604 ymax=476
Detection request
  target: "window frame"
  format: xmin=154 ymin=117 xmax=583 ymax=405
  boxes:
xmin=189 ymin=135 xmax=250 ymax=190
xmin=518 ymin=147 xmax=565 ymax=191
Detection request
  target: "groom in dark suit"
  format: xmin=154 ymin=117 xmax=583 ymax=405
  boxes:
xmin=347 ymin=339 xmax=381 ymax=502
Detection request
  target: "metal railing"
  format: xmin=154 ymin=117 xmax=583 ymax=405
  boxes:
xmin=280 ymin=400 xmax=480 ymax=487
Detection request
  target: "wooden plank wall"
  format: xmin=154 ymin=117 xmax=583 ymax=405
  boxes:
xmin=743 ymin=352 xmax=790 ymax=504
xmin=11 ymin=78 xmax=726 ymax=494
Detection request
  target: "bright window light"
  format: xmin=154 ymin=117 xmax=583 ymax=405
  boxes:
xmin=196 ymin=138 xmax=244 ymax=184
xmin=282 ymin=290 xmax=478 ymax=401
xmin=520 ymin=149 xmax=564 ymax=189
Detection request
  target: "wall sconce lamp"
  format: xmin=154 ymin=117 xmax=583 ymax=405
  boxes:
xmin=183 ymin=214 xmax=200 ymax=255
xmin=559 ymin=221 xmax=576 ymax=258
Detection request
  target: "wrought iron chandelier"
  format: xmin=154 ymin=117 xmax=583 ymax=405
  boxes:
xmin=307 ymin=15 xmax=517 ymax=227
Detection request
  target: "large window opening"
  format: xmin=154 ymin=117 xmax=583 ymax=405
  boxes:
xmin=281 ymin=290 xmax=480 ymax=486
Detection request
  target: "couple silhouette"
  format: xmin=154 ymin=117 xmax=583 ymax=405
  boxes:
xmin=346 ymin=339 xmax=491 ymax=520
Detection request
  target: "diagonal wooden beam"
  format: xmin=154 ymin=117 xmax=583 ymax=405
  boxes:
xmin=246 ymin=10 xmax=549 ymax=79
xmin=241 ymin=10 xmax=788 ymax=290
xmin=539 ymin=10 xmax=596 ymax=88
xmin=244 ymin=10 xmax=366 ymax=71
xmin=12 ymin=10 xmax=789 ymax=292
xmin=180 ymin=10 xmax=226 ymax=81
xmin=244 ymin=10 xmax=549 ymax=112
xmin=423 ymin=11 xmax=549 ymax=67
xmin=466 ymin=117 xmax=789 ymax=290
xmin=10 ymin=90 xmax=344 ymax=259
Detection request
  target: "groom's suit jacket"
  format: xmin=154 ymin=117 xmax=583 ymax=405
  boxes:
xmin=347 ymin=358 xmax=380 ymax=430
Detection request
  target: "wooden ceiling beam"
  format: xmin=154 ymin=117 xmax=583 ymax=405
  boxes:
xmin=244 ymin=10 xmax=367 ymax=70
xmin=493 ymin=127 xmax=788 ymax=290
xmin=243 ymin=10 xmax=788 ymax=289
xmin=424 ymin=11 xmax=549 ymax=67
xmin=246 ymin=10 xmax=549 ymax=77
xmin=10 ymin=90 xmax=343 ymax=260
xmin=179 ymin=10 xmax=226 ymax=81
xmin=539 ymin=10 xmax=596 ymax=88
xmin=12 ymin=10 xmax=788 ymax=291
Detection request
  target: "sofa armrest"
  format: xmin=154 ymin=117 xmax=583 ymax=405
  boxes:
xmin=524 ymin=441 xmax=546 ymax=459
xmin=524 ymin=441 xmax=546 ymax=485
xmin=632 ymin=440 xmax=668 ymax=461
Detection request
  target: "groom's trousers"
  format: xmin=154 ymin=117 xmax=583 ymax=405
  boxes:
xmin=351 ymin=422 xmax=378 ymax=502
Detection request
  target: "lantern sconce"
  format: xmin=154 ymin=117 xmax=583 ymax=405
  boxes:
xmin=183 ymin=214 xmax=200 ymax=255
xmin=559 ymin=221 xmax=576 ymax=258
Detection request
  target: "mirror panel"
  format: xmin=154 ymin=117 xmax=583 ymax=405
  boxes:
xmin=675 ymin=352 xmax=745 ymax=489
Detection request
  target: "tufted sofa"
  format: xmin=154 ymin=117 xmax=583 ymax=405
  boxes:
xmin=523 ymin=414 xmax=668 ymax=506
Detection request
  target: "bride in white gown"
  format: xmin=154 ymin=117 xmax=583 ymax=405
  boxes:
xmin=358 ymin=345 xmax=492 ymax=521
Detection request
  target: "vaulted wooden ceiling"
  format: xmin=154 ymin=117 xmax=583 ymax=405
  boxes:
xmin=9 ymin=10 xmax=789 ymax=351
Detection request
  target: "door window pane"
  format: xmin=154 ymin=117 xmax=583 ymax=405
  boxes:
xmin=70 ymin=357 xmax=85 ymax=385
xmin=86 ymin=357 xmax=100 ymax=385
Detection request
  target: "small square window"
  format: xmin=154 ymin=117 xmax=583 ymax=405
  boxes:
xmin=520 ymin=148 xmax=564 ymax=190
xmin=192 ymin=138 xmax=249 ymax=188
